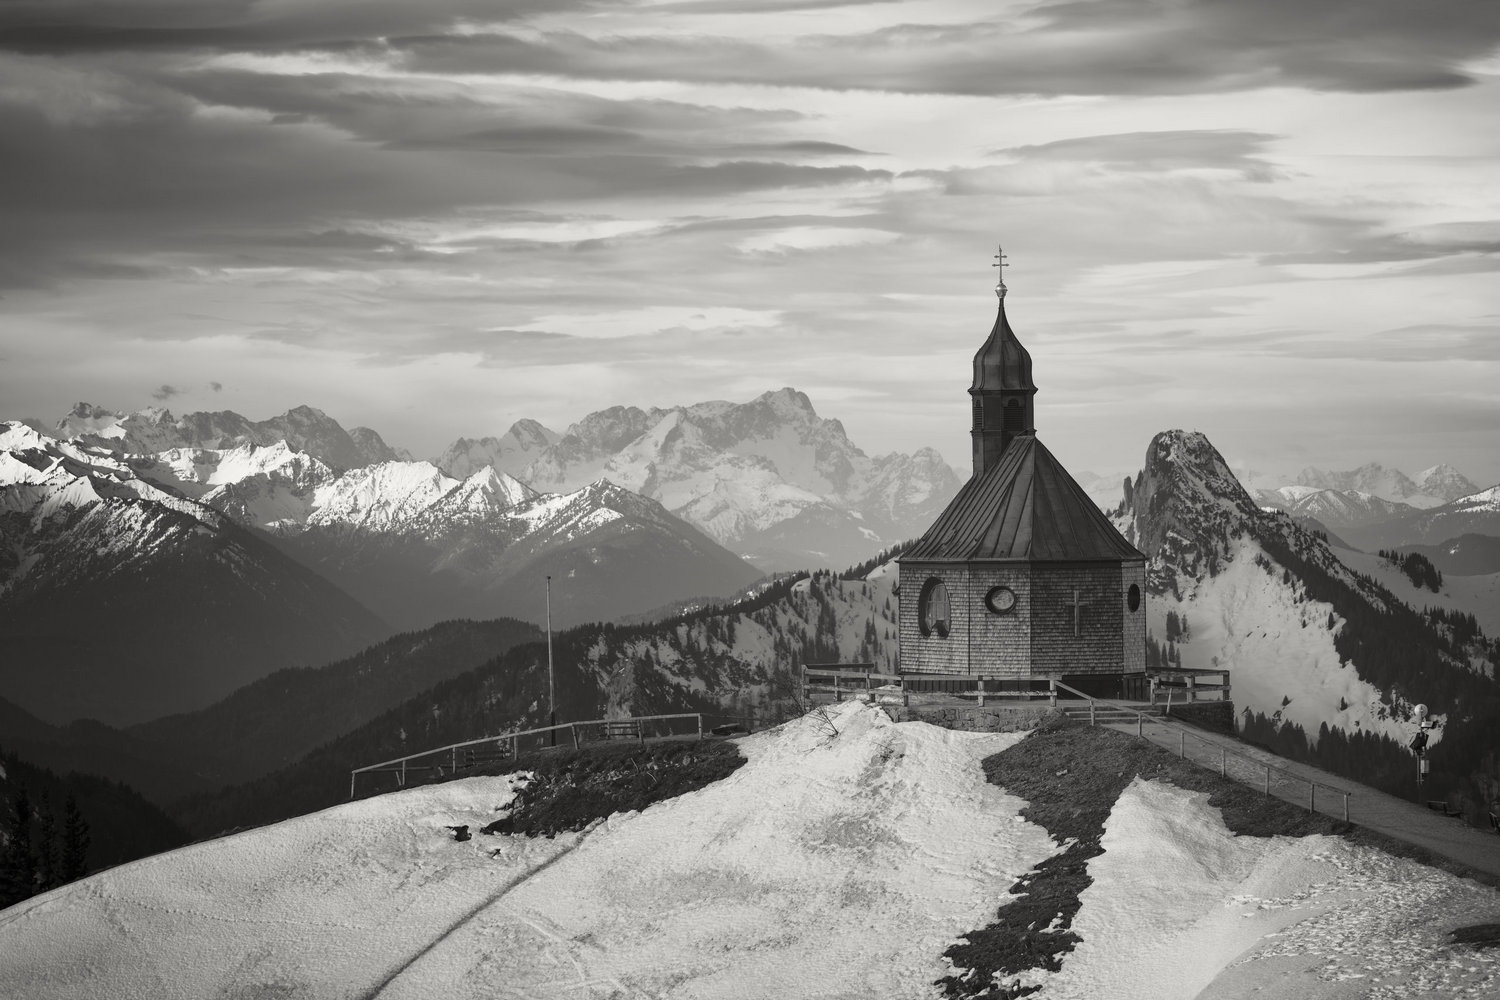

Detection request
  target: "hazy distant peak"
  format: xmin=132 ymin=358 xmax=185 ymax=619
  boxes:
xmin=507 ymin=417 xmax=560 ymax=444
xmin=756 ymin=386 xmax=816 ymax=414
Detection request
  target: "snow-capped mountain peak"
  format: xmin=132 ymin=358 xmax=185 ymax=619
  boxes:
xmin=461 ymin=465 xmax=536 ymax=504
xmin=415 ymin=466 xmax=541 ymax=528
xmin=308 ymin=461 xmax=460 ymax=533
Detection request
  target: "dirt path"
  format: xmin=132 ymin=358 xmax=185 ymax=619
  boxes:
xmin=1107 ymin=717 xmax=1500 ymax=879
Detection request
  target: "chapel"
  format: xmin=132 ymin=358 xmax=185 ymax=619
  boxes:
xmin=897 ymin=250 xmax=1147 ymax=686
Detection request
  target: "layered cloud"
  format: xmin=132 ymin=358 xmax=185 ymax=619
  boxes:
xmin=1 ymin=0 xmax=1498 ymax=483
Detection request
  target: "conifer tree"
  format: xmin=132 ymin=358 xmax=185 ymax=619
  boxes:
xmin=35 ymin=792 xmax=58 ymax=891
xmin=61 ymin=795 xmax=90 ymax=883
xmin=0 ymin=787 xmax=36 ymax=907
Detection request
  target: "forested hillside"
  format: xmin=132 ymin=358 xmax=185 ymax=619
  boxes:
xmin=172 ymin=562 xmax=901 ymax=837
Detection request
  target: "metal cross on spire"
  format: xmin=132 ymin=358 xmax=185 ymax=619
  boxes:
xmin=992 ymin=244 xmax=1009 ymax=297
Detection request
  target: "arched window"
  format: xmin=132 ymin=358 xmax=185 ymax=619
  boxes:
xmin=919 ymin=578 xmax=950 ymax=638
xmin=1127 ymin=583 xmax=1141 ymax=612
xmin=1003 ymin=399 xmax=1023 ymax=434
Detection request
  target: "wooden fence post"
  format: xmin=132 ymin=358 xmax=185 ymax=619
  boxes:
xmin=1220 ymin=747 xmax=1226 ymax=776
xmin=1264 ymin=765 xmax=1270 ymax=796
xmin=1179 ymin=732 xmax=1185 ymax=758
xmin=1343 ymin=792 xmax=1350 ymax=823
xmin=401 ymin=758 xmax=407 ymax=787
xmin=697 ymin=715 xmax=704 ymax=741
xmin=571 ymin=725 xmax=579 ymax=750
xmin=1308 ymin=783 xmax=1315 ymax=813
xmin=349 ymin=772 xmax=356 ymax=799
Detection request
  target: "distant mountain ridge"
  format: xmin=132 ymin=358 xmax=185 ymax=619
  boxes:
xmin=54 ymin=401 xmax=405 ymax=472
xmin=129 ymin=618 xmax=542 ymax=787
xmin=36 ymin=392 xmax=958 ymax=574
xmin=434 ymin=388 xmax=962 ymax=571
xmin=0 ymin=423 xmax=387 ymax=726
xmin=5 ymin=420 xmax=760 ymax=642
xmin=1293 ymin=461 xmax=1480 ymax=509
xmin=271 ymin=476 xmax=763 ymax=631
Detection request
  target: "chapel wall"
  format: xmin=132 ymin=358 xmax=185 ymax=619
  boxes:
xmin=1028 ymin=562 xmax=1129 ymax=676
xmin=896 ymin=562 xmax=972 ymax=674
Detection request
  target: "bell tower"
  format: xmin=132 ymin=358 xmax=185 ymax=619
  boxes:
xmin=969 ymin=245 xmax=1037 ymax=478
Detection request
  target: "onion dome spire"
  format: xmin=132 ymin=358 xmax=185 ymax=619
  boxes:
xmin=968 ymin=244 xmax=1037 ymax=477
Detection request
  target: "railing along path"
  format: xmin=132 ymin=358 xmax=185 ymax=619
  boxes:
xmin=348 ymin=712 xmax=744 ymax=798
xmin=1050 ymin=680 xmax=1352 ymax=823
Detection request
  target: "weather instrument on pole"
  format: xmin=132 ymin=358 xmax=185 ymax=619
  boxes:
xmin=1409 ymin=703 xmax=1432 ymax=788
xmin=546 ymin=575 xmax=556 ymax=745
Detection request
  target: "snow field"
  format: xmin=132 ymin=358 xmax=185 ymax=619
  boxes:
xmin=1156 ymin=535 xmax=1415 ymax=746
xmin=376 ymin=702 xmax=1057 ymax=999
xmin=1030 ymin=779 xmax=1500 ymax=1000
xmin=0 ymin=704 xmax=1057 ymax=1000
xmin=4 ymin=705 xmax=1499 ymax=999
xmin=0 ymin=774 xmax=556 ymax=1000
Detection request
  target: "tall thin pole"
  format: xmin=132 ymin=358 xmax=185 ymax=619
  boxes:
xmin=546 ymin=575 xmax=556 ymax=744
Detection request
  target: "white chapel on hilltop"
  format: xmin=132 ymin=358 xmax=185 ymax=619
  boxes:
xmin=897 ymin=249 xmax=1148 ymax=688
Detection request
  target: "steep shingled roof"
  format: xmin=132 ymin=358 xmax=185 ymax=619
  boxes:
xmin=902 ymin=434 xmax=1144 ymax=562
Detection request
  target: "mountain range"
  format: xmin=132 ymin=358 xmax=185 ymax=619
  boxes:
xmin=431 ymin=388 xmax=963 ymax=571
xmin=1254 ymin=482 xmax=1500 ymax=553
xmin=44 ymin=391 xmax=964 ymax=576
xmin=0 ymin=423 xmax=386 ymax=726
xmin=51 ymin=401 xmax=409 ymax=471
xmin=1294 ymin=461 xmax=1479 ymax=509
xmin=0 ymin=419 xmax=759 ymax=724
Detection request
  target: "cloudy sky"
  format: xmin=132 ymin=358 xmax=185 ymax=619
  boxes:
xmin=2 ymin=0 xmax=1498 ymax=485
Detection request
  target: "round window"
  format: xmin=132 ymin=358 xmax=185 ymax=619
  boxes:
xmin=985 ymin=586 xmax=1017 ymax=615
xmin=919 ymin=578 xmax=950 ymax=638
xmin=1127 ymin=583 xmax=1141 ymax=612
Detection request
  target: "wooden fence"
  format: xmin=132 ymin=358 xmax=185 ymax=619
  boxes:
xmin=1148 ymin=668 xmax=1232 ymax=704
xmin=1052 ymin=680 xmax=1351 ymax=822
xmin=802 ymin=667 xmax=1230 ymax=708
xmin=347 ymin=712 xmax=746 ymax=798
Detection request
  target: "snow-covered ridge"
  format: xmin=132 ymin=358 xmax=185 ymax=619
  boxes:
xmin=0 ymin=421 xmax=217 ymax=529
xmin=0 ymin=705 xmax=1056 ymax=997
xmin=5 ymin=704 xmax=1495 ymax=998
xmin=1123 ymin=429 xmax=1465 ymax=746
xmin=45 ymin=401 xmax=403 ymax=472
xmin=1449 ymin=483 xmax=1500 ymax=511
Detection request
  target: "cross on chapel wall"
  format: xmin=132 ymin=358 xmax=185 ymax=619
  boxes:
xmin=1066 ymin=588 xmax=1090 ymax=637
